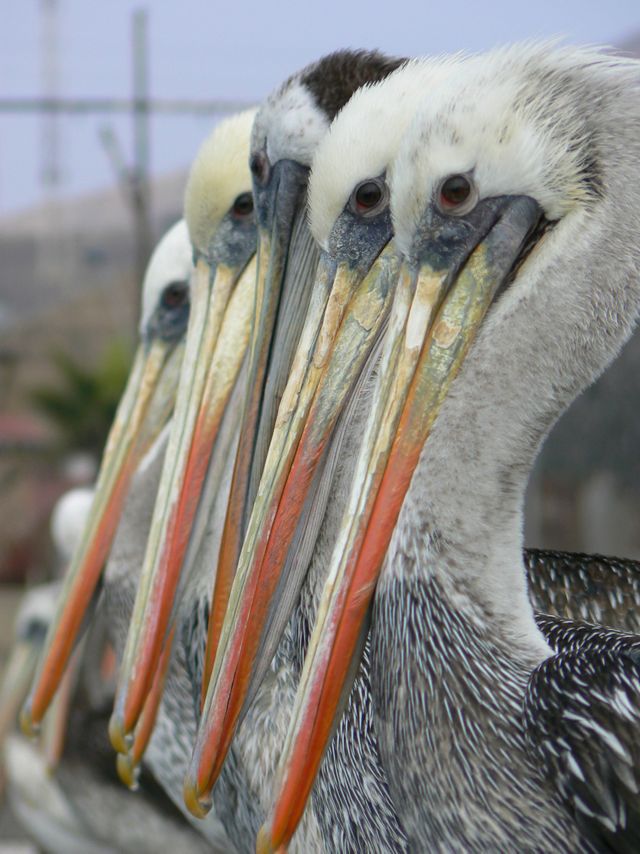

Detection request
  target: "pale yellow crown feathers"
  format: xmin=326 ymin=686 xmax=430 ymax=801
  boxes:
xmin=184 ymin=108 xmax=257 ymax=256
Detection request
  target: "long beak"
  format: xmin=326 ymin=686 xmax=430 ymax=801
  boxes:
xmin=256 ymin=195 xmax=543 ymax=849
xmin=201 ymin=161 xmax=316 ymax=699
xmin=21 ymin=337 xmax=184 ymax=736
xmin=185 ymin=242 xmax=398 ymax=814
xmin=39 ymin=643 xmax=82 ymax=770
xmin=0 ymin=640 xmax=40 ymax=798
xmin=109 ymin=254 xmax=256 ymax=751
xmin=0 ymin=643 xmax=41 ymax=748
xmin=116 ymin=627 xmax=173 ymax=790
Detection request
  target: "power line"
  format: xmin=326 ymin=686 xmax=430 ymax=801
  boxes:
xmin=0 ymin=96 xmax=254 ymax=115
xmin=3 ymin=5 xmax=256 ymax=343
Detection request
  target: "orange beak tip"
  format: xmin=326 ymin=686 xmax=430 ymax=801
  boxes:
xmin=108 ymin=712 xmax=133 ymax=754
xmin=19 ymin=704 xmax=39 ymax=740
xmin=183 ymin=777 xmax=213 ymax=819
xmin=116 ymin=753 xmax=140 ymax=791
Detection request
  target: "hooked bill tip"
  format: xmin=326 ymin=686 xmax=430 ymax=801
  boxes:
xmin=183 ymin=776 xmax=213 ymax=819
xmin=19 ymin=704 xmax=39 ymax=740
xmin=256 ymin=824 xmax=278 ymax=854
xmin=108 ymin=712 xmax=133 ymax=755
xmin=116 ymin=753 xmax=141 ymax=791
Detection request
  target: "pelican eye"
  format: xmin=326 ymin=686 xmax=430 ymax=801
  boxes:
xmin=232 ymin=192 xmax=255 ymax=218
xmin=161 ymin=281 xmax=188 ymax=310
xmin=250 ymin=151 xmax=270 ymax=186
xmin=438 ymin=174 xmax=476 ymax=214
xmin=350 ymin=178 xmax=388 ymax=217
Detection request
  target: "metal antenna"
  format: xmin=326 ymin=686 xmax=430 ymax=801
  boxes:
xmin=131 ymin=8 xmax=152 ymax=323
xmin=99 ymin=9 xmax=153 ymax=338
xmin=40 ymin=0 xmax=61 ymax=193
xmin=38 ymin=0 xmax=69 ymax=300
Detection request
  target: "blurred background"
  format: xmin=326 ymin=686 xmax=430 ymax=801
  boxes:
xmin=0 ymin=0 xmax=639 ymax=847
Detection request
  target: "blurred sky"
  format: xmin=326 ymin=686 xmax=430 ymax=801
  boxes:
xmin=1 ymin=0 xmax=639 ymax=216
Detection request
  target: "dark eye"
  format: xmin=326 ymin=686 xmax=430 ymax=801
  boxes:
xmin=232 ymin=192 xmax=254 ymax=218
xmin=250 ymin=151 xmax=270 ymax=186
xmin=350 ymin=178 xmax=388 ymax=216
xmin=439 ymin=174 xmax=474 ymax=211
xmin=161 ymin=282 xmax=188 ymax=310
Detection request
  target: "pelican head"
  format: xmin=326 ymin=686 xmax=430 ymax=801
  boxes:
xmin=257 ymin=44 xmax=640 ymax=849
xmin=0 ymin=584 xmax=61 ymax=753
xmin=50 ymin=487 xmax=95 ymax=565
xmin=109 ymin=110 xmax=261 ymax=759
xmin=21 ymin=220 xmax=193 ymax=738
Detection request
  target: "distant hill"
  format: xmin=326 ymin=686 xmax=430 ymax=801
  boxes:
xmin=0 ymin=168 xmax=187 ymax=416
xmin=0 ymin=169 xmax=186 ymax=324
xmin=0 ymin=167 xmax=189 ymax=582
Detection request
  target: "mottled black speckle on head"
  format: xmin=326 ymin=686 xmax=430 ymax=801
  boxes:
xmin=301 ymin=49 xmax=406 ymax=120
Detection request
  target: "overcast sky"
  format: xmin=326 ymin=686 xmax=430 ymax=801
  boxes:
xmin=1 ymin=0 xmax=639 ymax=216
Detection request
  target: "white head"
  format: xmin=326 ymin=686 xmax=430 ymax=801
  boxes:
xmin=390 ymin=44 xmax=632 ymax=255
xmin=50 ymin=487 xmax=95 ymax=563
xmin=251 ymin=76 xmax=329 ymax=170
xmin=139 ymin=219 xmax=192 ymax=336
xmin=251 ymin=50 xmax=404 ymax=174
xmin=12 ymin=584 xmax=61 ymax=645
xmin=184 ymin=109 xmax=257 ymax=257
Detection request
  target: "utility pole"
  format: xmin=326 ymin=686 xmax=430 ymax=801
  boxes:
xmin=131 ymin=9 xmax=152 ymax=315
xmin=40 ymin=0 xmax=61 ymax=193
xmin=99 ymin=9 xmax=152 ymax=339
xmin=38 ymin=0 xmax=68 ymax=295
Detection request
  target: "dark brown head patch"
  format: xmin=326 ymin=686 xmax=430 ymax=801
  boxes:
xmin=300 ymin=49 xmax=406 ymax=120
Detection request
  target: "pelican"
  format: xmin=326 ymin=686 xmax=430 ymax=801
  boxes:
xmin=21 ymin=218 xmax=193 ymax=735
xmin=1 ymin=489 xmax=210 ymax=854
xmin=109 ymin=109 xmax=258 ymax=754
xmin=96 ymin=113 xmax=262 ymax=851
xmin=258 ymin=44 xmax=640 ymax=850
